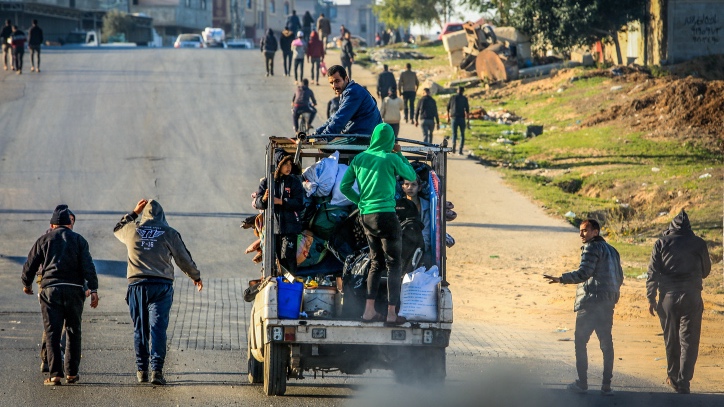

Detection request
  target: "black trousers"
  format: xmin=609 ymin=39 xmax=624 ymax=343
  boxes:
xmin=263 ymin=51 xmax=275 ymax=75
xmin=309 ymin=57 xmax=321 ymax=82
xmin=361 ymin=212 xmax=402 ymax=305
xmin=402 ymin=91 xmax=416 ymax=121
xmin=294 ymin=58 xmax=304 ymax=81
xmin=574 ymin=302 xmax=615 ymax=386
xmin=282 ymin=51 xmax=292 ymax=75
xmin=341 ymin=57 xmax=352 ymax=79
xmin=40 ymin=286 xmax=86 ymax=378
xmin=275 ymin=234 xmax=297 ymax=276
xmin=451 ymin=117 xmax=466 ymax=153
xmin=657 ymin=291 xmax=703 ymax=391
xmin=12 ymin=48 xmax=23 ymax=71
xmin=30 ymin=45 xmax=40 ymax=69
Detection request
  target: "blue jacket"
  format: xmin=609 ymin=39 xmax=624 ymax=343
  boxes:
xmin=315 ymin=80 xmax=382 ymax=136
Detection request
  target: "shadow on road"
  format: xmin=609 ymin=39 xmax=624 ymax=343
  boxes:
xmin=2 ymin=256 xmax=129 ymax=279
xmin=0 ymin=209 xmax=255 ymax=219
xmin=447 ymin=222 xmax=574 ymax=233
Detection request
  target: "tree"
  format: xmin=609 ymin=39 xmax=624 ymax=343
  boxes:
xmin=458 ymin=0 xmax=515 ymax=26
xmin=102 ymin=10 xmax=134 ymax=43
xmin=374 ymin=0 xmax=451 ymax=30
xmin=513 ymin=0 xmax=647 ymax=64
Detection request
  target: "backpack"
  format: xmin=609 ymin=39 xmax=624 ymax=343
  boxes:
xmin=340 ymin=252 xmax=370 ymax=318
xmin=325 ymin=209 xmax=368 ymax=262
xmin=396 ymin=199 xmax=425 ymax=274
xmin=309 ymin=202 xmax=352 ymax=241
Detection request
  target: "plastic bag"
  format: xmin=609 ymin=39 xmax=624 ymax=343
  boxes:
xmin=330 ymin=164 xmax=358 ymax=206
xmin=302 ymin=151 xmax=339 ymax=197
xmin=398 ymin=266 xmax=441 ymax=321
xmin=320 ymin=61 xmax=327 ymax=76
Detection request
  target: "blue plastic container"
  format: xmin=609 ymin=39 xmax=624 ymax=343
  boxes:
xmin=276 ymin=277 xmax=304 ymax=319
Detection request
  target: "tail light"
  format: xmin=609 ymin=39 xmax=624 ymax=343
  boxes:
xmin=284 ymin=327 xmax=296 ymax=341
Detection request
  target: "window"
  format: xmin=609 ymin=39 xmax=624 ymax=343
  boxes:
xmin=185 ymin=0 xmax=190 ymax=7
xmin=257 ymin=11 xmax=265 ymax=29
xmin=284 ymin=1 xmax=289 ymax=15
xmin=201 ymin=0 xmax=206 ymax=10
xmin=270 ymin=0 xmax=275 ymax=14
xmin=246 ymin=0 xmax=252 ymax=9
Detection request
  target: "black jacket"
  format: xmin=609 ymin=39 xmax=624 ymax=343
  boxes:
xmin=377 ymin=70 xmax=396 ymax=97
xmin=647 ymin=210 xmax=711 ymax=301
xmin=260 ymin=30 xmax=278 ymax=52
xmin=415 ymin=95 xmax=439 ymax=123
xmin=293 ymin=85 xmax=317 ymax=107
xmin=254 ymin=155 xmax=304 ymax=235
xmin=0 ymin=25 xmax=11 ymax=42
xmin=279 ymin=30 xmax=294 ymax=53
xmin=21 ymin=227 xmax=99 ymax=291
xmin=28 ymin=25 xmax=43 ymax=46
xmin=447 ymin=93 xmax=469 ymax=119
xmin=341 ymin=39 xmax=355 ymax=61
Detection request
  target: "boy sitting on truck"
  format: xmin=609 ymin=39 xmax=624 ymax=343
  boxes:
xmin=254 ymin=151 xmax=305 ymax=276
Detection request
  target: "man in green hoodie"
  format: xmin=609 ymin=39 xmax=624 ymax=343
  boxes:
xmin=340 ymin=123 xmax=417 ymax=325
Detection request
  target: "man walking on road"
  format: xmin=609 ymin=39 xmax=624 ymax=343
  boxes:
xmin=340 ymin=122 xmax=417 ymax=326
xmin=1 ymin=19 xmax=12 ymax=70
xmin=9 ymin=25 xmax=26 ymax=74
xmin=22 ymin=205 xmax=100 ymax=385
xmin=260 ymin=28 xmax=278 ymax=77
xmin=446 ymin=86 xmax=470 ymax=154
xmin=646 ymin=209 xmax=711 ymax=394
xmin=114 ymin=199 xmax=203 ymax=386
xmin=398 ymin=63 xmax=419 ymax=123
xmin=28 ymin=19 xmax=43 ymax=72
xmin=415 ymin=88 xmax=439 ymax=144
xmin=544 ymin=219 xmax=623 ymax=396
xmin=377 ymin=64 xmax=396 ymax=101
xmin=316 ymin=13 xmax=331 ymax=49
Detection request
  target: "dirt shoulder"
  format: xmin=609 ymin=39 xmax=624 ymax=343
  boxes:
xmin=324 ymin=53 xmax=724 ymax=393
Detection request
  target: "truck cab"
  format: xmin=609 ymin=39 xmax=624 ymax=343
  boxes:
xmin=247 ymin=135 xmax=453 ymax=396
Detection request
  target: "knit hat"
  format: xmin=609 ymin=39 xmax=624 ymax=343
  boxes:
xmin=50 ymin=204 xmax=72 ymax=225
xmin=297 ymin=31 xmax=304 ymax=38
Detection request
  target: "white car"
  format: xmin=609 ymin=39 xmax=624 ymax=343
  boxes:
xmin=174 ymin=34 xmax=205 ymax=48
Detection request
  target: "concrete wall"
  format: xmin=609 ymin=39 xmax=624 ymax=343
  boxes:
xmin=667 ymin=0 xmax=724 ymax=63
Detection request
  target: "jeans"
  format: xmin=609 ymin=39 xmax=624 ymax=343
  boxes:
xmin=127 ymin=282 xmax=173 ymax=372
xmin=361 ymin=212 xmax=402 ymax=305
xmin=30 ymin=45 xmax=40 ymax=69
xmin=12 ymin=48 xmax=23 ymax=71
xmin=263 ymin=51 xmax=275 ymax=75
xmin=341 ymin=57 xmax=352 ymax=79
xmin=40 ymin=286 xmax=86 ymax=378
xmin=451 ymin=117 xmax=466 ymax=152
xmin=282 ymin=51 xmax=292 ymax=76
xmin=657 ymin=291 xmax=703 ymax=391
xmin=421 ymin=119 xmax=435 ymax=144
xmin=294 ymin=58 xmax=304 ymax=81
xmin=309 ymin=57 xmax=321 ymax=83
xmin=402 ymin=91 xmax=416 ymax=121
xmin=1 ymin=43 xmax=9 ymax=67
xmin=574 ymin=302 xmax=615 ymax=386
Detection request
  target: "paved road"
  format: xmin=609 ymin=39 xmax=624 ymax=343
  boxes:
xmin=0 ymin=48 xmax=722 ymax=406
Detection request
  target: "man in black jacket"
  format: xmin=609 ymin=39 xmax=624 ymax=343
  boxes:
xmin=446 ymin=87 xmax=470 ymax=154
xmin=22 ymin=205 xmax=100 ymax=385
xmin=260 ymin=28 xmax=277 ymax=76
xmin=28 ymin=19 xmax=43 ymax=72
xmin=1 ymin=19 xmax=12 ymax=70
xmin=647 ymin=209 xmax=711 ymax=394
xmin=414 ymin=88 xmax=439 ymax=144
xmin=376 ymin=64 xmax=396 ymax=101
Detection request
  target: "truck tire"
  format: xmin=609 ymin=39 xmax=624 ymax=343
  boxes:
xmin=247 ymin=332 xmax=263 ymax=384
xmin=263 ymin=342 xmax=288 ymax=396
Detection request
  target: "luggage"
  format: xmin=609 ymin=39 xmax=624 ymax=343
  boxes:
xmin=325 ymin=209 xmax=368 ymax=262
xmin=340 ymin=252 xmax=370 ymax=318
xmin=309 ymin=202 xmax=352 ymax=240
xmin=296 ymin=230 xmax=327 ymax=267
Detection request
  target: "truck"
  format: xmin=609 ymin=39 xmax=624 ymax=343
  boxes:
xmin=202 ymin=27 xmax=226 ymax=48
xmin=247 ymin=134 xmax=453 ymax=396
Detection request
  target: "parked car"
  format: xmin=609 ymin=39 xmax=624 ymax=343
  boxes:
xmin=226 ymin=38 xmax=255 ymax=49
xmin=438 ymin=23 xmax=464 ymax=40
xmin=174 ymin=34 xmax=205 ymax=48
xmin=329 ymin=35 xmax=367 ymax=49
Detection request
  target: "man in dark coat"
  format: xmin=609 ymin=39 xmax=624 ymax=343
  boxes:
xmin=647 ymin=209 xmax=711 ymax=394
xmin=1 ymin=19 xmax=12 ymax=70
xmin=544 ymin=219 xmax=623 ymax=396
xmin=279 ymin=28 xmax=294 ymax=76
xmin=28 ymin=19 xmax=43 ymax=72
xmin=316 ymin=13 xmax=331 ymax=49
xmin=22 ymin=205 xmax=100 ymax=385
xmin=376 ymin=64 xmax=396 ymax=101
xmin=286 ymin=10 xmax=301 ymax=35
xmin=260 ymin=28 xmax=278 ymax=76
xmin=446 ymin=86 xmax=470 ymax=154
xmin=414 ymin=88 xmax=439 ymax=144
xmin=302 ymin=11 xmax=314 ymax=41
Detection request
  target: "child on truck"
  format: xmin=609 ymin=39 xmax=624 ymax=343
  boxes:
xmin=254 ymin=151 xmax=305 ymax=276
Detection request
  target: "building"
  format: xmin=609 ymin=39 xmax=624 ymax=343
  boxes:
xmin=332 ymin=0 xmax=375 ymax=46
xmin=130 ymin=0 xmax=211 ymax=40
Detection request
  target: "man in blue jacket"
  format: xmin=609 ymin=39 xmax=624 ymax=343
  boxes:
xmin=544 ymin=219 xmax=623 ymax=396
xmin=314 ymin=64 xmax=382 ymax=137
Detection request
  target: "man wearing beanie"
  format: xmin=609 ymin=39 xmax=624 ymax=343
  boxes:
xmin=114 ymin=199 xmax=203 ymax=385
xmin=22 ymin=204 xmax=100 ymax=386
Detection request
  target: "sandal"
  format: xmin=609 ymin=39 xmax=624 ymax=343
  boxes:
xmin=44 ymin=377 xmax=63 ymax=386
xmin=66 ymin=375 xmax=80 ymax=384
xmin=360 ymin=313 xmax=384 ymax=322
xmin=384 ymin=316 xmax=407 ymax=327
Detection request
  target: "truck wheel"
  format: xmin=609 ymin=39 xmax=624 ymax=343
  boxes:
xmin=263 ymin=342 xmax=288 ymax=396
xmin=247 ymin=334 xmax=263 ymax=384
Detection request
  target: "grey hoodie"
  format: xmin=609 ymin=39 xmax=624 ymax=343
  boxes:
xmin=113 ymin=200 xmax=201 ymax=283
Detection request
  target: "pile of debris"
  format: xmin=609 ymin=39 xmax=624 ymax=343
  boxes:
xmin=486 ymin=109 xmax=523 ymax=124
xmin=368 ymin=48 xmax=433 ymax=62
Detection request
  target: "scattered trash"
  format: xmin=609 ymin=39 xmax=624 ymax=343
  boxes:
xmin=610 ymin=85 xmax=623 ymax=91
xmin=558 ymin=338 xmax=572 ymax=342
xmin=658 ymin=211 xmax=669 ymax=217
xmin=557 ymin=88 xmax=565 ymax=93
xmin=564 ymin=211 xmax=576 ymax=218
xmin=496 ymin=137 xmax=515 ymax=145
xmin=468 ymin=107 xmax=489 ymax=119
xmin=651 ymin=167 xmax=660 ymax=172
xmin=489 ymin=255 xmax=500 ymax=258
xmin=699 ymin=173 xmax=712 ymax=179
xmin=620 ymin=203 xmax=630 ymax=209
xmin=526 ymin=125 xmax=544 ymax=137
xmin=636 ymin=272 xmax=648 ymax=279
xmin=486 ymin=109 xmax=522 ymax=124
xmin=369 ymin=48 xmax=433 ymax=62
xmin=555 ymin=327 xmax=569 ymax=333
xmin=654 ymin=357 xmax=663 ymax=361
xmin=641 ymin=183 xmax=647 ymax=186
xmin=611 ymin=67 xmax=624 ymax=76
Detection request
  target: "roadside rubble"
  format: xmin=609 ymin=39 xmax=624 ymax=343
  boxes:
xmin=369 ymin=48 xmax=433 ymax=62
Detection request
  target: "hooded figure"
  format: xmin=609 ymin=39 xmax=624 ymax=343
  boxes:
xmin=339 ymin=123 xmax=416 ymax=325
xmin=113 ymin=199 xmax=202 ymax=385
xmin=260 ymin=28 xmax=278 ymax=76
xmin=646 ymin=209 xmax=711 ymax=394
xmin=279 ymin=28 xmax=295 ymax=76
xmin=254 ymin=151 xmax=305 ymax=275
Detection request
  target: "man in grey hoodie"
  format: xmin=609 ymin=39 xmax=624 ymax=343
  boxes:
xmin=114 ymin=199 xmax=203 ymax=385
xmin=544 ymin=219 xmax=623 ymax=396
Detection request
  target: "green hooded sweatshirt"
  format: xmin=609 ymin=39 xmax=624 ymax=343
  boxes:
xmin=340 ymin=123 xmax=416 ymax=215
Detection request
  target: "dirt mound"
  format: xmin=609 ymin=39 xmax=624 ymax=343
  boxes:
xmin=667 ymin=54 xmax=724 ymax=81
xmin=584 ymin=76 xmax=724 ymax=138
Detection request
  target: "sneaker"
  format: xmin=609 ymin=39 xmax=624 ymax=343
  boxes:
xmin=40 ymin=361 xmax=49 ymax=373
xmin=150 ymin=371 xmax=166 ymax=385
xmin=66 ymin=375 xmax=80 ymax=384
xmin=567 ymin=380 xmax=588 ymax=394
xmin=137 ymin=371 xmax=149 ymax=383
xmin=601 ymin=384 xmax=614 ymax=396
xmin=666 ymin=377 xmax=679 ymax=392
